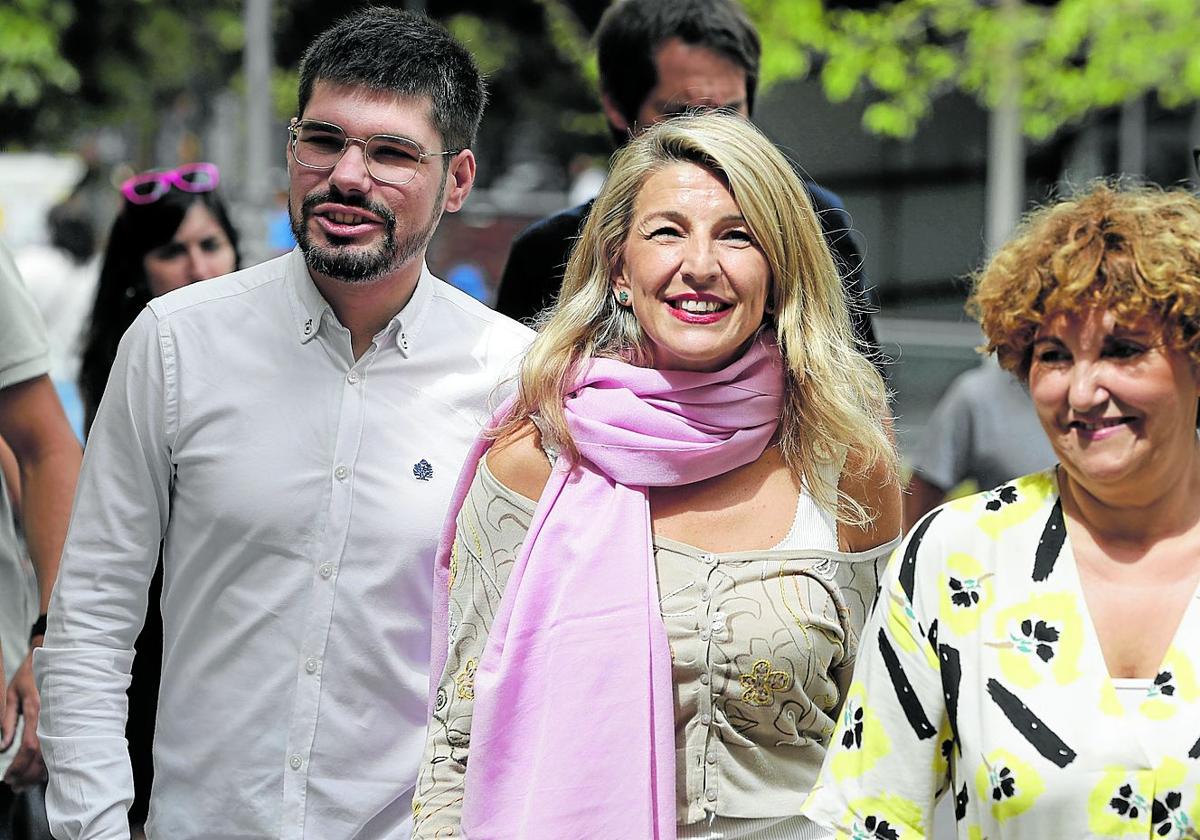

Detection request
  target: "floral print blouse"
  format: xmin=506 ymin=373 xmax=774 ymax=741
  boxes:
xmin=803 ymin=469 xmax=1200 ymax=839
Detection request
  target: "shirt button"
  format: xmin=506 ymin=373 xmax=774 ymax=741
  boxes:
xmin=698 ymin=586 xmax=709 ymax=601
xmin=347 ymin=371 xmax=360 ymax=384
xmin=706 ymin=752 xmax=717 ymax=765
xmin=318 ymin=563 xmax=334 ymax=579
xmin=305 ymin=657 xmax=320 ymax=674
xmin=699 ymin=629 xmax=710 ymax=642
xmin=701 ymin=713 xmax=712 ymax=726
xmin=699 ymin=673 xmax=710 ymax=686
xmin=704 ymin=554 xmax=717 ymax=565
xmin=289 ymin=754 xmax=303 ymax=770
xmin=334 ymin=465 xmax=350 ymax=481
xmin=705 ymin=788 xmax=717 ymax=802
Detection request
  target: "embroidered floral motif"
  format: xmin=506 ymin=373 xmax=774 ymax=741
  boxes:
xmin=739 ymin=659 xmax=792 ymax=706
xmin=455 ymin=658 xmax=477 ymax=700
xmin=413 ymin=458 xmax=434 ymax=481
xmin=984 ymin=485 xmax=1019 ymax=511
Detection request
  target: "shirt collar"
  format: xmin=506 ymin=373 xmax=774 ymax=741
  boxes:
xmin=285 ymin=249 xmax=438 ymax=355
xmin=285 ymin=249 xmax=333 ymax=344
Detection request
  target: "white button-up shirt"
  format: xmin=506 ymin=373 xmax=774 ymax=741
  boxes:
xmin=36 ymin=249 xmax=532 ymax=840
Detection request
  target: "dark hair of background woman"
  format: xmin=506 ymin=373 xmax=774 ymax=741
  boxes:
xmin=79 ymin=188 xmax=240 ymax=433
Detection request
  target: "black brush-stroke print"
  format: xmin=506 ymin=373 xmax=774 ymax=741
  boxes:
xmin=879 ymin=628 xmax=937 ymax=740
xmin=1188 ymin=734 xmax=1200 ymax=760
xmin=987 ymin=678 xmax=1077 ymax=768
xmin=1033 ymin=499 xmax=1066 ymax=582
xmin=940 ymin=642 xmax=962 ymax=758
xmin=900 ymin=509 xmax=941 ymax=603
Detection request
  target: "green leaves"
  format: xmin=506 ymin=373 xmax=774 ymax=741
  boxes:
xmin=749 ymin=0 xmax=1200 ymax=141
xmin=0 ymin=0 xmax=78 ymax=107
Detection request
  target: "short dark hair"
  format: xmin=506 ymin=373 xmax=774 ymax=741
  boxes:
xmin=297 ymin=7 xmax=487 ymax=151
xmin=596 ymin=0 xmax=760 ymax=128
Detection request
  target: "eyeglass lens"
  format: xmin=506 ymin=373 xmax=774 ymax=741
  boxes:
xmin=294 ymin=122 xmax=423 ymax=184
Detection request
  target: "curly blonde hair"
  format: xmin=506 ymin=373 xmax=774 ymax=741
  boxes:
xmin=493 ymin=111 xmax=895 ymax=526
xmin=969 ymin=181 xmax=1200 ymax=379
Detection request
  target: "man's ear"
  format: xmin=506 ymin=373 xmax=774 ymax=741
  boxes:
xmin=443 ymin=149 xmax=476 ymax=213
xmin=600 ymin=92 xmax=631 ymax=136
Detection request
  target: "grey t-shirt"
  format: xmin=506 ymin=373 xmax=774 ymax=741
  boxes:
xmin=910 ymin=360 xmax=1056 ymax=493
xmin=0 ymin=240 xmax=50 ymax=773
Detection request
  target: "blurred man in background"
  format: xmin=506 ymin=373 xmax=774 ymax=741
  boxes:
xmin=496 ymin=0 xmax=879 ymax=357
xmin=903 ymin=359 xmax=1056 ymax=530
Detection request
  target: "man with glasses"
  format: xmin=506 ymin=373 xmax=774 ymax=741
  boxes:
xmin=36 ymin=9 xmax=530 ymax=839
xmin=496 ymin=0 xmax=879 ymax=360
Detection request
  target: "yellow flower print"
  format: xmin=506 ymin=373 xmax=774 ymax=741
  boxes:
xmin=950 ymin=471 xmax=1055 ymax=539
xmin=830 ymin=683 xmax=892 ymax=781
xmin=987 ymin=592 xmax=1084 ymax=689
xmin=1148 ymin=757 xmax=1200 ymax=839
xmin=887 ymin=588 xmax=939 ymax=669
xmin=1141 ymin=647 xmax=1199 ymax=721
xmin=1088 ymin=767 xmax=1153 ymax=837
xmin=455 ymin=658 xmax=477 ymax=700
xmin=975 ymin=748 xmax=1045 ymax=822
xmin=448 ymin=540 xmax=459 ymax=591
xmin=739 ymin=659 xmax=793 ymax=706
xmin=835 ymin=793 xmax=925 ymax=839
xmin=939 ymin=552 xmax=994 ymax=636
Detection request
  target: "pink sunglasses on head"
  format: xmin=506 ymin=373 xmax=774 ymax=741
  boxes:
xmin=120 ymin=162 xmax=220 ymax=205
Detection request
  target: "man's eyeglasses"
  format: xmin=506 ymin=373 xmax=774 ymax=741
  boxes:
xmin=120 ymin=163 xmax=220 ymax=205
xmin=288 ymin=118 xmax=461 ymax=186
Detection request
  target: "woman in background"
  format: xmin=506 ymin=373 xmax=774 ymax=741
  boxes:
xmin=77 ymin=163 xmax=238 ymax=836
xmin=414 ymin=112 xmax=900 ymax=839
xmin=805 ymin=182 xmax=1200 ymax=838
xmin=80 ymin=163 xmax=239 ymax=430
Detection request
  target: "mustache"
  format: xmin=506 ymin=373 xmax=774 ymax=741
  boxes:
xmin=300 ymin=187 xmax=395 ymax=226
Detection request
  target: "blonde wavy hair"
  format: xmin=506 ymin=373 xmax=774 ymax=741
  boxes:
xmin=969 ymin=181 xmax=1200 ymax=379
xmin=494 ymin=111 xmax=895 ymax=526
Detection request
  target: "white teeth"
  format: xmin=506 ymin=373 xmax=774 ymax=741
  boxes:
xmin=674 ymin=299 xmax=722 ymax=313
xmin=1074 ymin=418 xmax=1126 ymax=431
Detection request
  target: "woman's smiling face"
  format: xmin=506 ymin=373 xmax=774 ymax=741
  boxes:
xmin=613 ymin=161 xmax=770 ymax=373
xmin=1029 ymin=305 xmax=1200 ymax=499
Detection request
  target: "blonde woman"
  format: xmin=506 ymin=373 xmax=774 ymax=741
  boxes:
xmin=804 ymin=183 xmax=1200 ymax=838
xmin=414 ymin=112 xmax=900 ymax=839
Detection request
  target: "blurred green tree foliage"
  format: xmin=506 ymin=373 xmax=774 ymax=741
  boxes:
xmin=0 ymin=0 xmax=79 ymax=109
xmin=743 ymin=0 xmax=1200 ymax=140
xmin=8 ymin=0 xmax=1197 ymax=157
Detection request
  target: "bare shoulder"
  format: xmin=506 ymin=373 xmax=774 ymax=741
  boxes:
xmin=838 ymin=444 xmax=902 ymax=554
xmin=484 ymin=419 xmax=554 ymax=502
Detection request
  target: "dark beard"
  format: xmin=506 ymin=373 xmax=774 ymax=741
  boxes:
xmin=291 ymin=186 xmax=440 ymax=284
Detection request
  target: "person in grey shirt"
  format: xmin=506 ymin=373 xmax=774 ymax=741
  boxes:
xmin=904 ymin=359 xmax=1056 ymax=530
xmin=0 ymin=240 xmax=81 ymax=831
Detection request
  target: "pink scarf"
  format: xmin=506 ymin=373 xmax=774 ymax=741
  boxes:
xmin=429 ymin=334 xmax=784 ymax=839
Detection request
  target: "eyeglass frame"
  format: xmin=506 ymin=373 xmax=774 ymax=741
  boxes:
xmin=287 ymin=117 xmax=462 ymax=186
xmin=120 ymin=162 xmax=220 ymax=205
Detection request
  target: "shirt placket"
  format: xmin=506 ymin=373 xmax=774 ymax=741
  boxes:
xmin=279 ymin=344 xmax=373 ymax=839
xmin=696 ymin=552 xmax=723 ymax=819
